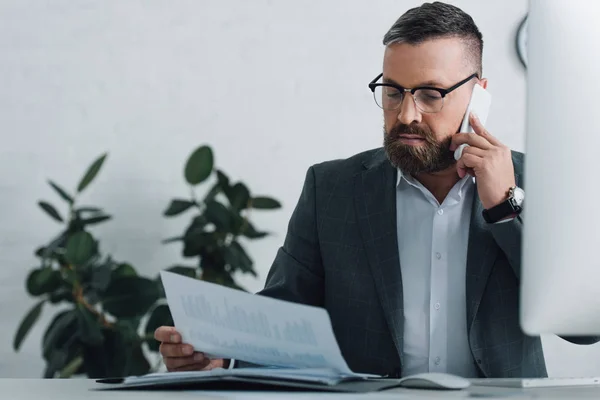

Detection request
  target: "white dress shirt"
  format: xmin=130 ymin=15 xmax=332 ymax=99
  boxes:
xmin=395 ymin=169 xmax=479 ymax=378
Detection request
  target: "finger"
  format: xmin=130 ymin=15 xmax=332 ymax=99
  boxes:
xmin=165 ymin=353 xmax=210 ymax=370
xmin=457 ymin=167 xmax=476 ymax=179
xmin=469 ymin=113 xmax=501 ymax=146
xmin=154 ymin=326 xmax=181 ymax=343
xmin=207 ymin=358 xmax=226 ymax=369
xmin=160 ymin=342 xmax=195 ymax=357
xmin=461 ymin=145 xmax=486 ymax=158
xmin=456 ymin=153 xmax=483 ymax=178
xmin=451 ymin=132 xmax=492 ymax=151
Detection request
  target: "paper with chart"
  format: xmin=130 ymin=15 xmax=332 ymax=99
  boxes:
xmin=159 ymin=271 xmax=360 ymax=377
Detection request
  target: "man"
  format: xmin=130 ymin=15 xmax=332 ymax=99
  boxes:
xmin=155 ymin=2 xmax=598 ymax=378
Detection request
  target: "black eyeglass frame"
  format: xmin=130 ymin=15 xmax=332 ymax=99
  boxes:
xmin=368 ymin=72 xmax=479 ymax=112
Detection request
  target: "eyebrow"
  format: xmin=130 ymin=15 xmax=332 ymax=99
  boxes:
xmin=383 ymin=77 xmax=446 ymax=88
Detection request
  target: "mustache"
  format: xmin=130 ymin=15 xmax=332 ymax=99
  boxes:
xmin=388 ymin=123 xmax=436 ymax=143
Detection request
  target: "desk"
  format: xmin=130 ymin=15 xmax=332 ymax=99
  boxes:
xmin=3 ymin=378 xmax=600 ymax=399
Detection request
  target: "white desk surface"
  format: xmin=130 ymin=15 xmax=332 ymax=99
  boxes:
xmin=3 ymin=378 xmax=600 ymax=399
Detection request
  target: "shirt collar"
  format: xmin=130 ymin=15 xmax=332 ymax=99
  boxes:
xmin=396 ymin=168 xmax=474 ymax=200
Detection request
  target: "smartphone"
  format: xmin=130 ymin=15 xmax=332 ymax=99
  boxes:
xmin=454 ymin=83 xmax=492 ymax=160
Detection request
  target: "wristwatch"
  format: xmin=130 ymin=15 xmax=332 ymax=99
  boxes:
xmin=482 ymin=186 xmax=525 ymax=223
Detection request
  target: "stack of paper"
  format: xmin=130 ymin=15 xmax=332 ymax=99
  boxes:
xmin=123 ymin=367 xmax=360 ymax=387
xmin=157 ymin=271 xmax=376 ymax=381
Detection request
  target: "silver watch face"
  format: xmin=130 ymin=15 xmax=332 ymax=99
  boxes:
xmin=512 ymin=187 xmax=525 ymax=205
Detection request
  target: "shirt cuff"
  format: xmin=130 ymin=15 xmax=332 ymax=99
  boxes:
xmin=227 ymin=359 xmax=236 ymax=369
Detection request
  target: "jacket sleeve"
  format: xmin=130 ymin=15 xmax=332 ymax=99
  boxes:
xmin=256 ymin=165 xmax=325 ymax=306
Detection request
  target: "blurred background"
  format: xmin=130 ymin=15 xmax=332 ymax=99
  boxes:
xmin=1 ymin=0 xmax=598 ymax=379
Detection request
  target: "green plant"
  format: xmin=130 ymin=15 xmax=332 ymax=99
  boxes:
xmin=159 ymin=144 xmax=282 ymax=289
xmin=13 ymin=154 xmax=162 ymax=379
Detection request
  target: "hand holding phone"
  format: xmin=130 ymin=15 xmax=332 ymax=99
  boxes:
xmin=454 ymin=83 xmax=492 ymax=160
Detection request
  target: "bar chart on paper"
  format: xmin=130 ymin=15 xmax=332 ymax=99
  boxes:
xmin=180 ymin=294 xmax=319 ymax=345
xmin=159 ymin=271 xmax=355 ymax=374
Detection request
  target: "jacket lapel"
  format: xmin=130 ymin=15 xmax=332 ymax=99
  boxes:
xmin=354 ymin=150 xmax=404 ymax=364
xmin=466 ymin=169 xmax=523 ymax=331
xmin=465 ymin=192 xmax=498 ymax=330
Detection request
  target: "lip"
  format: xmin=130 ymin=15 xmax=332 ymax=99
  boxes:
xmin=398 ymin=134 xmax=424 ymax=139
xmin=397 ymin=135 xmax=426 ymax=145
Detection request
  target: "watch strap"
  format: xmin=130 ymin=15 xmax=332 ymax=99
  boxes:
xmin=482 ymin=197 xmax=522 ymax=223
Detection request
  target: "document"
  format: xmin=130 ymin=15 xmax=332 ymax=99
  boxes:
xmin=159 ymin=271 xmax=372 ymax=379
xmin=122 ymin=368 xmax=356 ymax=387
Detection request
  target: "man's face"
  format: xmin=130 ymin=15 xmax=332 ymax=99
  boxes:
xmin=381 ymin=37 xmax=486 ymax=175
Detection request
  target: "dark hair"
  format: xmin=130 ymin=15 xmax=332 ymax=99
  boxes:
xmin=383 ymin=1 xmax=483 ymax=75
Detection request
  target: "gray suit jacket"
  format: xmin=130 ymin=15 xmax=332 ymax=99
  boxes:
xmin=250 ymin=147 xmax=598 ymax=378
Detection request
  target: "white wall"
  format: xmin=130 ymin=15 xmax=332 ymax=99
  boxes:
xmin=1 ymin=0 xmax=598 ymax=378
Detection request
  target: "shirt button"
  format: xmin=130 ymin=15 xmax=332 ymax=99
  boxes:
xmin=434 ymin=302 xmax=441 ymax=310
xmin=437 ymin=209 xmax=444 ymax=215
xmin=435 ymin=252 xmax=441 ymax=260
xmin=434 ymin=357 xmax=441 ymax=365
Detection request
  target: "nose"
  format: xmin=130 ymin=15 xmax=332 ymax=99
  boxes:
xmin=397 ymin=92 xmax=422 ymax=125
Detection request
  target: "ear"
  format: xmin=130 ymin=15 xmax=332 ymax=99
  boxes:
xmin=478 ymin=78 xmax=488 ymax=89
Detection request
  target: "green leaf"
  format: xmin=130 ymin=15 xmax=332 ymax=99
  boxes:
xmin=241 ymin=221 xmax=269 ymax=239
xmin=205 ymin=200 xmax=232 ymax=231
xmin=184 ymin=215 xmax=208 ymax=237
xmin=112 ymin=263 xmax=137 ymax=278
xmin=184 ymin=145 xmax=214 ymax=185
xmin=251 ymin=196 xmax=282 ymax=209
xmin=164 ymin=199 xmax=195 ymax=216
xmin=182 ymin=232 xmax=216 ymax=257
xmin=26 ymin=268 xmax=62 ymax=296
xmin=63 ymin=268 xmax=77 ymax=285
xmin=224 ymin=241 xmax=256 ymax=276
xmin=80 ymin=329 xmax=115 ymax=378
xmin=76 ymin=305 xmax=104 ymax=346
xmin=103 ymin=277 xmax=161 ymax=318
xmin=77 ymin=153 xmax=107 ymax=193
xmin=203 ymin=182 xmax=221 ymax=203
xmin=35 ymin=231 xmax=68 ymax=263
xmin=44 ymin=349 xmax=69 ymax=378
xmin=228 ymin=182 xmax=250 ymax=210
xmin=38 ymin=201 xmax=63 ymax=222
xmin=216 ymin=170 xmax=230 ymax=189
xmin=49 ymin=287 xmax=73 ymax=304
xmin=180 ymin=215 xmax=214 ymax=256
xmin=13 ymin=300 xmax=45 ymax=351
xmin=91 ymin=263 xmax=112 ymax=291
xmin=165 ymin=265 xmax=197 ymax=278
xmin=47 ymin=180 xmax=74 ymax=205
xmin=42 ymin=310 xmax=78 ymax=360
xmin=81 ymin=215 xmax=112 ymax=225
xmin=202 ymin=268 xmax=242 ymax=289
xmin=144 ymin=304 xmax=174 ymax=352
xmin=65 ymin=231 xmax=96 ymax=266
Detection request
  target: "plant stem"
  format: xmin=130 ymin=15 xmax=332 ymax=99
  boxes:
xmin=58 ymin=355 xmax=83 ymax=378
xmin=140 ymin=333 xmax=155 ymax=342
xmin=73 ymin=283 xmax=112 ymax=328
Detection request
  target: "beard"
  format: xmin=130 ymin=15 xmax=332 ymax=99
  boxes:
xmin=383 ymin=123 xmax=456 ymax=175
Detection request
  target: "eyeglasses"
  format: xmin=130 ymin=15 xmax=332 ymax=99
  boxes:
xmin=368 ymin=72 xmax=479 ymax=113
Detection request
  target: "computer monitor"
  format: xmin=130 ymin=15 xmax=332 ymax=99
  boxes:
xmin=520 ymin=0 xmax=600 ymax=335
